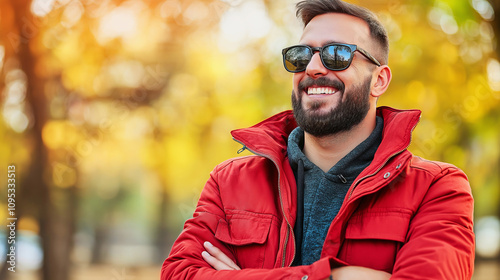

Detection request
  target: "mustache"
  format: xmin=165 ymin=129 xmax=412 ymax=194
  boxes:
xmin=298 ymin=77 xmax=345 ymax=93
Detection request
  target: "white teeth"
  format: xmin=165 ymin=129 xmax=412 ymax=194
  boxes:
xmin=307 ymin=87 xmax=335 ymax=95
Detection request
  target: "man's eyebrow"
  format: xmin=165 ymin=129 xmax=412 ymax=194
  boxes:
xmin=301 ymin=40 xmax=348 ymax=47
xmin=323 ymin=40 xmax=346 ymax=45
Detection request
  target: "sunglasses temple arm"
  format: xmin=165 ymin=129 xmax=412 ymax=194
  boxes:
xmin=357 ymin=48 xmax=381 ymax=66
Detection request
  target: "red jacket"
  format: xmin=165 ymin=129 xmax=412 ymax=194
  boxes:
xmin=161 ymin=107 xmax=475 ymax=280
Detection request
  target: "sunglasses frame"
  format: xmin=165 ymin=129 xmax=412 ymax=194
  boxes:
xmin=282 ymin=43 xmax=381 ymax=73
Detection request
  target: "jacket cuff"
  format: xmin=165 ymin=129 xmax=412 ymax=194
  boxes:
xmin=328 ymin=256 xmax=349 ymax=268
xmin=303 ymin=257 xmax=346 ymax=280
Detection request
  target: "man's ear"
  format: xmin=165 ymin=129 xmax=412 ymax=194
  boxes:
xmin=371 ymin=65 xmax=392 ymax=98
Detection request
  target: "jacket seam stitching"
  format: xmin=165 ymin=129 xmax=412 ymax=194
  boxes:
xmin=194 ymin=210 xmax=226 ymax=221
xmin=224 ymin=209 xmax=280 ymax=222
xmin=216 ymin=155 xmax=263 ymax=172
xmin=213 ymin=168 xmax=227 ymax=221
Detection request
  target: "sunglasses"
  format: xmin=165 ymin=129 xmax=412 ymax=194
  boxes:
xmin=282 ymin=43 xmax=381 ymax=73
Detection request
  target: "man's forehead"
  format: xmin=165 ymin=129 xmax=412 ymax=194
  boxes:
xmin=299 ymin=13 xmax=370 ymax=46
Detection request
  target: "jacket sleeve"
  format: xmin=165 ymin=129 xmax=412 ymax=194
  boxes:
xmin=160 ymin=164 xmax=334 ymax=280
xmin=390 ymin=166 xmax=475 ymax=279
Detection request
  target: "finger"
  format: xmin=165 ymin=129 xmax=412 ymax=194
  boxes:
xmin=203 ymin=241 xmax=240 ymax=270
xmin=202 ymin=251 xmax=236 ymax=270
xmin=203 ymin=241 xmax=241 ymax=270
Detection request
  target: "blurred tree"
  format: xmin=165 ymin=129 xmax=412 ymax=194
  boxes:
xmin=490 ymin=0 xmax=499 ymax=55
xmin=0 ymin=0 xmax=66 ymax=279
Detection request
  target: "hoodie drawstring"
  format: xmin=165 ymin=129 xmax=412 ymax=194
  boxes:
xmin=293 ymin=159 xmax=305 ymax=265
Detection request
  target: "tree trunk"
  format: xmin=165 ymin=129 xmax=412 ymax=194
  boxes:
xmin=491 ymin=0 xmax=499 ymax=57
xmin=155 ymin=185 xmax=170 ymax=262
xmin=9 ymin=0 xmax=75 ymax=279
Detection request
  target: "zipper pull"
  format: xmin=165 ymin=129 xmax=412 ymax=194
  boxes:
xmin=237 ymin=145 xmax=247 ymax=154
xmin=338 ymin=174 xmax=348 ymax=184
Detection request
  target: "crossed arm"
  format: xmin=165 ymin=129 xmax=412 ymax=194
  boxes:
xmin=201 ymin=241 xmax=392 ymax=280
xmin=162 ymin=161 xmax=474 ymax=279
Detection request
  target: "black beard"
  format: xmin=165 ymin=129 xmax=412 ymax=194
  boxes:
xmin=292 ymin=76 xmax=372 ymax=137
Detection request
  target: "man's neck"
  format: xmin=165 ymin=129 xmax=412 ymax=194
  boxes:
xmin=303 ymin=114 xmax=377 ymax=173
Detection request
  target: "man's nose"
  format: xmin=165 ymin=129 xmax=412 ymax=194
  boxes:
xmin=306 ymin=52 xmax=328 ymax=78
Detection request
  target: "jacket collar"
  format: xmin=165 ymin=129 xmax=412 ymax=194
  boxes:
xmin=231 ymin=110 xmax=296 ymax=164
xmin=231 ymin=107 xmax=421 ymax=166
xmin=371 ymin=106 xmax=421 ymax=166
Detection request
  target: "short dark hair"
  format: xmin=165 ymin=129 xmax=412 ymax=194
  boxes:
xmin=296 ymin=0 xmax=389 ymax=65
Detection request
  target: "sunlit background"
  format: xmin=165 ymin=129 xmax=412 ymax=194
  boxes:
xmin=0 ymin=0 xmax=499 ymax=279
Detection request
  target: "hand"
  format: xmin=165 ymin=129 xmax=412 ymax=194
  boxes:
xmin=202 ymin=241 xmax=241 ymax=271
xmin=330 ymin=266 xmax=392 ymax=280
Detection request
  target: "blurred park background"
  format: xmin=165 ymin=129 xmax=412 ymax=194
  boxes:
xmin=0 ymin=0 xmax=499 ymax=279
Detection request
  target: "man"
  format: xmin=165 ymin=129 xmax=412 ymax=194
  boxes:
xmin=161 ymin=0 xmax=475 ymax=279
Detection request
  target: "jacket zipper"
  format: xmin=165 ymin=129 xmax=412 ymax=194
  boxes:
xmin=348 ymin=119 xmax=420 ymax=200
xmin=232 ymin=113 xmax=419 ymax=265
xmin=233 ymin=139 xmax=295 ymax=267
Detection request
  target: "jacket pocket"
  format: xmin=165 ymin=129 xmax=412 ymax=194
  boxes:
xmin=340 ymin=208 xmax=412 ymax=272
xmin=215 ymin=210 xmax=278 ymax=269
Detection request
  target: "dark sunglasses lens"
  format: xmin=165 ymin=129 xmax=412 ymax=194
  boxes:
xmin=284 ymin=46 xmax=312 ymax=72
xmin=322 ymin=45 xmax=353 ymax=70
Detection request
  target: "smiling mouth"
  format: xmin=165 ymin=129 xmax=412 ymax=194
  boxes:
xmin=306 ymin=87 xmax=338 ymax=95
